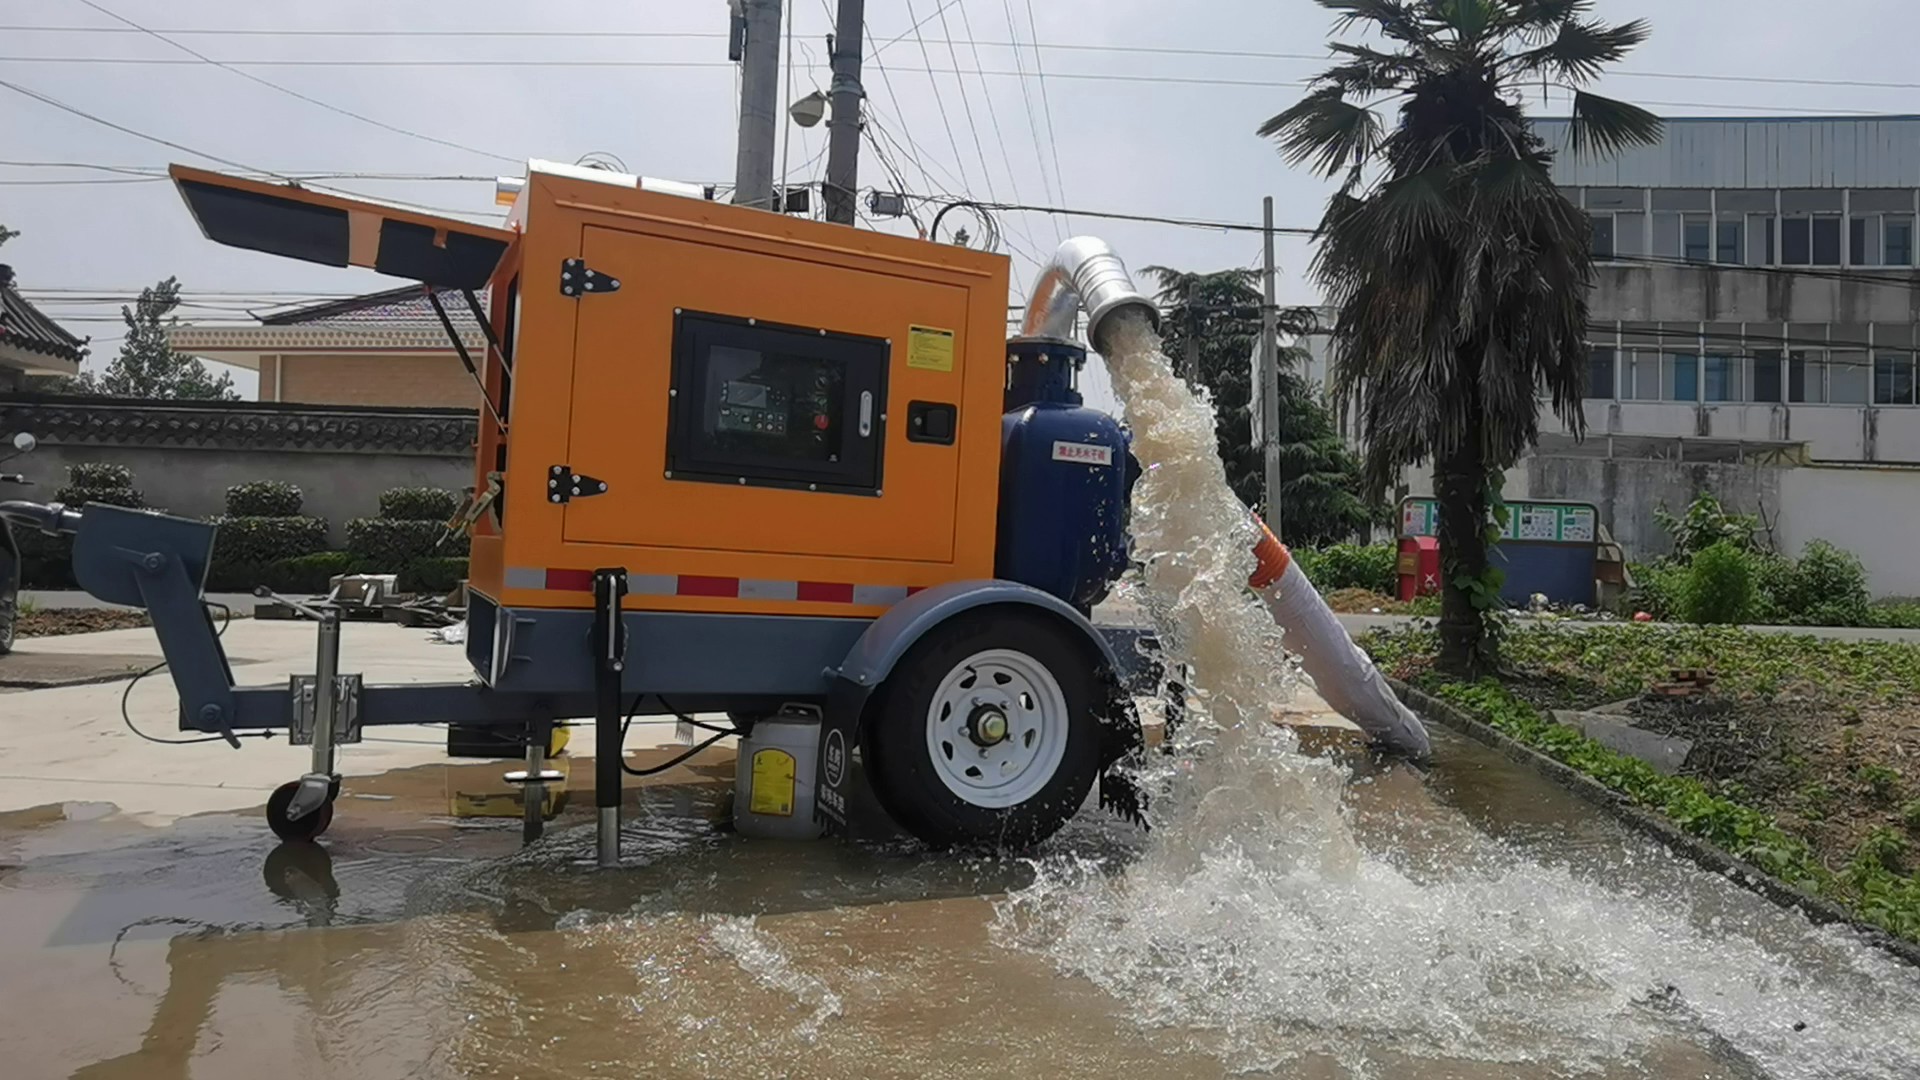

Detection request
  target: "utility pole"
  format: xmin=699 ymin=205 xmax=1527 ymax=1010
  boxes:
xmin=1260 ymin=195 xmax=1282 ymax=536
xmin=821 ymin=0 xmax=867 ymax=225
xmin=733 ymin=0 xmax=782 ymax=211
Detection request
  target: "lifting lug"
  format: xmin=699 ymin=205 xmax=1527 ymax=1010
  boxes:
xmin=560 ymin=258 xmax=620 ymax=297
xmin=547 ymin=464 xmax=609 ymax=504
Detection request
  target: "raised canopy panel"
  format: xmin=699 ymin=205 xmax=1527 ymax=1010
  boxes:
xmin=170 ymin=165 xmax=513 ymax=289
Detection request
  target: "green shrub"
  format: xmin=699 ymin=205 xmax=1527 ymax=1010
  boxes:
xmin=347 ymin=518 xmax=466 ymax=566
xmin=1679 ymin=541 xmax=1757 ymax=625
xmin=225 ymin=480 xmax=303 ymax=517
xmin=1902 ymin=800 xmax=1920 ymax=833
xmin=15 ymin=530 xmax=74 ymax=589
xmin=204 ymin=551 xmax=355 ymax=594
xmin=1655 ymin=494 xmax=1759 ymax=559
xmin=1293 ymin=542 xmax=1396 ymax=594
xmin=212 ymin=516 xmax=329 ymax=565
xmin=378 ymin=487 xmax=461 ymax=522
xmin=68 ymin=462 xmax=132 ymax=488
xmin=1782 ymin=541 xmax=1872 ymax=628
xmin=399 ymin=556 xmax=470 ymax=595
xmin=1868 ymin=601 xmax=1920 ymax=631
xmin=1627 ymin=561 xmax=1687 ymax=620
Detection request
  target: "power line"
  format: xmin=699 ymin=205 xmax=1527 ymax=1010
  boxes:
xmin=69 ymin=0 xmax=520 ymax=165
xmin=1020 ymin=0 xmax=1071 ymax=234
xmin=954 ymin=0 xmax=1048 ymax=258
xmin=998 ymin=0 xmax=1062 ymax=243
xmin=2 ymin=53 xmax=1902 ymax=116
xmin=0 ymin=76 xmax=277 ymax=177
xmin=934 ymin=0 xmax=1001 ymax=210
xmin=901 ymin=1 xmax=976 ymax=196
xmin=21 ymin=22 xmax=1920 ymax=97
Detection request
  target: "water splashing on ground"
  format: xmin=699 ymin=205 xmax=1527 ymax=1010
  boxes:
xmin=992 ymin=313 xmax=1920 ymax=1078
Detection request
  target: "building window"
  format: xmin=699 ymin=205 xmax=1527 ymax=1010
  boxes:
xmin=1704 ymin=352 xmax=1744 ymax=402
xmin=1888 ymin=215 xmax=1915 ymax=266
xmin=1624 ymin=349 xmax=1662 ymax=400
xmin=1716 ymin=217 xmax=1744 ymax=264
xmin=1663 ymin=351 xmax=1699 ymax=401
xmin=1788 ymin=350 xmax=1826 ymax=403
xmin=1682 ymin=215 xmax=1711 ymax=262
xmin=1849 ymin=214 xmax=1915 ymax=267
xmin=1829 ymin=350 xmax=1870 ymax=404
xmin=1586 ymin=346 xmax=1616 ymax=399
xmin=1590 ymin=213 xmax=1615 ymax=259
xmin=1874 ymin=352 xmax=1915 ymax=404
xmin=1812 ymin=215 xmax=1842 ymax=265
xmin=1752 ymin=349 xmax=1783 ymax=403
xmin=1748 ymin=215 xmax=1775 ymax=266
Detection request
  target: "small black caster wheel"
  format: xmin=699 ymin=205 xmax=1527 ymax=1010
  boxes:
xmin=266 ymin=781 xmax=334 ymax=843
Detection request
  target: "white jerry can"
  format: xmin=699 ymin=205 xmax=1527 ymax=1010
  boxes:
xmin=732 ymin=710 xmax=825 ymax=840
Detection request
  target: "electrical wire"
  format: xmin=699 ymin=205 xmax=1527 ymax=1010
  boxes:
xmin=70 ymin=0 xmax=519 ymax=165
xmin=952 ymin=0 xmax=1049 ymax=261
xmin=901 ymin=0 xmax=976 ymax=198
xmin=1019 ymin=0 xmax=1071 ymax=233
xmin=932 ymin=0 xmax=1000 ymax=213
xmin=997 ymin=0 xmax=1062 ymax=243
xmin=119 ymin=600 xmax=275 ymax=746
xmin=617 ymin=694 xmax=740 ymax=777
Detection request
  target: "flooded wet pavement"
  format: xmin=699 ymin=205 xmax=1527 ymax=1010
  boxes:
xmin=2 ymin=725 xmax=1914 ymax=1080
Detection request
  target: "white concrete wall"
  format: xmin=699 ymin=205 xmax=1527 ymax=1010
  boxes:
xmin=1777 ymin=466 xmax=1920 ymax=598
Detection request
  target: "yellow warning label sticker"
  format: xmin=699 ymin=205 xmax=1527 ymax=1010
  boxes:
xmin=907 ymin=325 xmax=956 ymax=372
xmin=749 ymin=748 xmax=797 ymax=816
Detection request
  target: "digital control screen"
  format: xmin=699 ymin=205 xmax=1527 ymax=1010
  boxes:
xmin=701 ymin=344 xmax=844 ymax=464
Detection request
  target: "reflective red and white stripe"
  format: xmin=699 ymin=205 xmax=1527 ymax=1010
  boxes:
xmin=504 ymin=567 xmax=920 ymax=606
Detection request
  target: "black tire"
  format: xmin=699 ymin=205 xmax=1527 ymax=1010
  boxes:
xmin=862 ymin=609 xmax=1102 ymax=849
xmin=0 ymin=600 xmax=13 ymax=656
xmin=266 ymin=780 xmax=334 ymax=843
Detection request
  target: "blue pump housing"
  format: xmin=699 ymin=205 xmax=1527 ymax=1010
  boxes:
xmin=995 ymin=337 xmax=1139 ymax=613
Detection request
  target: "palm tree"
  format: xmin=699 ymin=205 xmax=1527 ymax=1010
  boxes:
xmin=1259 ymin=0 xmax=1660 ymax=675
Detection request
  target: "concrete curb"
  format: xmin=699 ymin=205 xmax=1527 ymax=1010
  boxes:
xmin=1391 ymin=678 xmax=1920 ymax=969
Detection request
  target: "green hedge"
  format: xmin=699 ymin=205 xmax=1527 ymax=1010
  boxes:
xmin=212 ymin=516 xmax=329 ymax=565
xmin=379 ymin=487 xmax=461 ymax=522
xmin=226 ymin=480 xmax=303 ymax=517
xmin=346 ymin=517 xmax=467 ymax=566
xmin=204 ymin=551 xmax=355 ymax=594
xmin=398 ymin=557 xmax=470 ymax=595
xmin=1292 ymin=542 xmax=1398 ymax=594
xmin=68 ymin=462 xmax=131 ymax=488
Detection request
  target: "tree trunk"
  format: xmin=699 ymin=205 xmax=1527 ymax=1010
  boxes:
xmin=1434 ymin=440 xmax=1491 ymax=677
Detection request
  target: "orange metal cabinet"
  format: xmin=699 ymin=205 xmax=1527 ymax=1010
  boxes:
xmin=483 ymin=170 xmax=1011 ymax=616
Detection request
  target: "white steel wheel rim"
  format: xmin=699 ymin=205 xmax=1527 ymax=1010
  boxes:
xmin=924 ymin=648 xmax=1070 ymax=809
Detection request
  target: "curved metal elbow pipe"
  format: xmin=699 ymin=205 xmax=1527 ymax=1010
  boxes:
xmin=1021 ymin=236 xmax=1160 ymax=354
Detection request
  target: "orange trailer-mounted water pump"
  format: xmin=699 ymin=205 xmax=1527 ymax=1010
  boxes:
xmin=0 ymin=161 xmax=1188 ymax=861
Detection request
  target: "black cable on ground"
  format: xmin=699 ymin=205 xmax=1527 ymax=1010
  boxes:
xmin=119 ymin=600 xmax=275 ymax=746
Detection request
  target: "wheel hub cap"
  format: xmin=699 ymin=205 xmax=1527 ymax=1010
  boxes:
xmin=967 ymin=704 xmax=1010 ymax=746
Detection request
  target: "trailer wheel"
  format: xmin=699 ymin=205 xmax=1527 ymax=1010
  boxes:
xmin=266 ymin=781 xmax=334 ymax=843
xmin=863 ymin=610 xmax=1101 ymax=848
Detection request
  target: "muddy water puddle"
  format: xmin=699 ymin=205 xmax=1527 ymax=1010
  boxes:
xmin=4 ymin=726 xmax=1907 ymax=1079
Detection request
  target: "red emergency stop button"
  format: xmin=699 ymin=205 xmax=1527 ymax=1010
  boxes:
xmin=813 ymin=414 xmax=829 ymax=430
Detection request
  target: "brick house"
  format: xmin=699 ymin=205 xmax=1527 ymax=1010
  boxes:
xmin=169 ymin=285 xmax=486 ymax=408
xmin=0 ymin=263 xmax=87 ymax=392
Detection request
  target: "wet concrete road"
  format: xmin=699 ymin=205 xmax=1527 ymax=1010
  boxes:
xmin=7 ymin=722 xmax=1915 ymax=1080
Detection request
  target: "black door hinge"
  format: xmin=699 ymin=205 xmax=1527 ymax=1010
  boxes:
xmin=560 ymin=259 xmax=620 ymax=297
xmin=548 ymin=464 xmax=609 ymax=503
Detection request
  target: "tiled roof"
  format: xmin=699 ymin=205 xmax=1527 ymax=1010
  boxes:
xmin=0 ymin=264 xmax=89 ymax=363
xmin=260 ymin=284 xmax=488 ymax=332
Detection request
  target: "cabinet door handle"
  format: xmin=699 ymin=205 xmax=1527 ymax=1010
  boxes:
xmin=859 ymin=391 xmax=874 ymax=437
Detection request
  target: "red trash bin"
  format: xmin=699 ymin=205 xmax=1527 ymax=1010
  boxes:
xmin=1398 ymin=536 xmax=1440 ymax=601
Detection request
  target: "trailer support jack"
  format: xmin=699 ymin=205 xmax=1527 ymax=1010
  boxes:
xmin=592 ymin=568 xmax=628 ymax=868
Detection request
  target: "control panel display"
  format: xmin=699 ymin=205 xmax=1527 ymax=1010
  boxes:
xmin=668 ymin=312 xmax=887 ymax=495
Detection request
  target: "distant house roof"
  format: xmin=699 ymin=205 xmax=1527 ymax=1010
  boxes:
xmin=169 ymin=281 xmax=489 ymax=364
xmin=260 ymin=284 xmax=488 ymax=332
xmin=0 ymin=263 xmax=88 ymax=371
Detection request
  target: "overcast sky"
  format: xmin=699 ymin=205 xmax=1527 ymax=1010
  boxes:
xmin=5 ymin=0 xmax=1917 ymax=405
